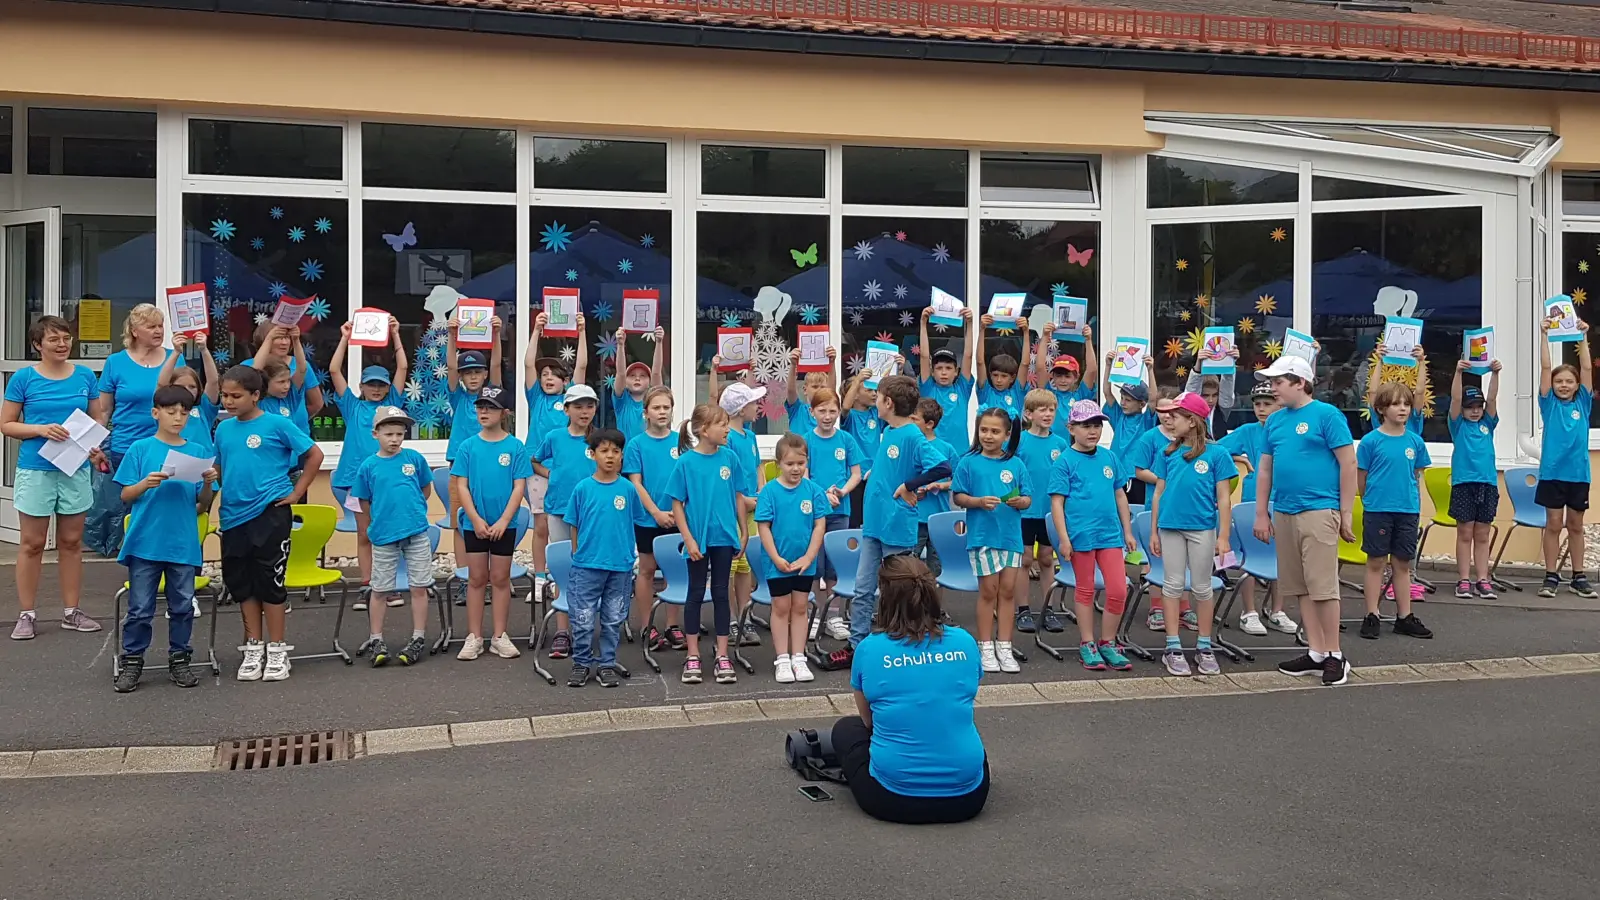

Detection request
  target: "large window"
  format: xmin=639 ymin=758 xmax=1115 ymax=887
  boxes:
xmin=842 ymin=147 xmax=966 ymax=207
xmin=189 ymin=119 xmax=342 ymax=180
xmin=1560 ymin=230 xmax=1600 ymax=427
xmin=841 ymin=217 xmax=962 ymax=384
xmin=0 ymin=107 xmax=11 ymax=175
xmin=363 ymin=123 xmax=515 ymax=193
xmin=979 ymin=219 xmax=1099 ymax=374
xmin=533 ymin=138 xmax=667 ymax=194
xmin=61 ymin=214 xmax=157 ymax=360
xmin=701 ymin=145 xmax=825 ymax=199
xmin=27 ymin=109 xmax=155 ymax=179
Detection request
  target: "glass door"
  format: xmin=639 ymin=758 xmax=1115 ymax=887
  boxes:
xmin=0 ymin=209 xmax=62 ymax=539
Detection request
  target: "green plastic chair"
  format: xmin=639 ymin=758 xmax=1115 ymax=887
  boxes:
xmin=282 ymin=504 xmax=354 ymax=665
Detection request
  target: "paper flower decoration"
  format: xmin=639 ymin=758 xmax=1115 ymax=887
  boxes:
xmin=1184 ymin=328 xmax=1206 ymax=356
xmin=1194 ymin=294 xmax=1210 ymax=309
xmin=846 ymin=354 xmax=864 ymax=375
xmin=540 ymin=222 xmax=573 ymax=253
xmin=1164 ymin=337 xmax=1184 ymax=359
xmin=209 ymin=219 xmax=236 ymax=242
xmin=1269 ymin=227 xmax=1287 ymax=242
xmin=1264 ymin=339 xmax=1284 ymax=359
xmin=1238 ymin=317 xmax=1255 ymax=335
xmin=1256 ymin=295 xmax=1277 ymax=315
xmin=1176 ymin=366 xmax=1188 ymax=377
xmin=1575 ymin=288 xmax=1589 ymax=305
xmin=874 ymin=331 xmax=895 ymax=343
xmin=1179 ymin=310 xmax=1192 ymax=322
xmin=1581 ymin=261 xmax=1591 ymax=274
xmin=931 ymin=243 xmax=951 ymax=264
xmin=798 ymin=305 xmax=820 ymax=324
xmin=720 ymin=313 xmax=742 ymax=329
xmin=1175 ymin=259 xmax=1189 ymax=271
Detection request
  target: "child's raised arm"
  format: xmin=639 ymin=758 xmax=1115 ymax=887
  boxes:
xmin=328 ymin=323 xmax=352 ymax=397
xmin=1035 ymin=320 xmax=1054 ymax=388
xmin=1486 ymin=359 xmax=1502 ymax=418
xmin=975 ymin=315 xmax=992 ymax=386
xmin=614 ymin=328 xmax=630 ymax=398
xmin=650 ymin=326 xmax=664 ymax=388
xmin=390 ymin=317 xmax=409 ymax=391
xmin=523 ymin=312 xmax=545 ymax=391
xmin=1450 ymin=359 xmax=1467 ymax=419
xmin=1081 ymin=326 xmax=1099 ymax=395
xmin=195 ymin=334 xmax=220 ymax=403
xmin=919 ymin=308 xmax=934 ymax=384
xmin=1411 ymin=345 xmax=1429 ymax=412
xmin=571 ymin=313 xmax=589 ymax=385
xmin=957 ymin=308 xmax=975 ymax=379
xmin=841 ymin=371 xmax=864 ymax=412
xmin=1581 ymin=322 xmax=1595 ymax=392
xmin=157 ymin=337 xmax=185 ymax=387
xmin=1018 ymin=319 xmax=1033 ymax=388
xmin=488 ymin=316 xmax=504 ymax=387
xmin=1540 ymin=320 xmax=1554 ymax=396
xmin=707 ymin=355 xmax=722 ymax=405
xmin=786 ymin=348 xmax=802 ymax=404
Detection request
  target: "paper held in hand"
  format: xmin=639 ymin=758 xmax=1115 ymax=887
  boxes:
xmin=1544 ymin=295 xmax=1584 ymax=343
xmin=621 ymin=290 xmax=659 ymax=333
xmin=716 ymin=327 xmax=753 ymax=371
xmin=1200 ymin=327 xmax=1236 ymax=374
xmin=987 ymin=292 xmax=1026 ymax=325
xmin=350 ymin=307 xmax=391 ymax=348
xmin=454 ymin=299 xmax=495 ymax=348
xmin=165 ymin=284 xmax=209 ymax=339
xmin=1282 ymin=328 xmax=1317 ymax=366
xmin=1382 ymin=316 xmax=1423 ymax=366
xmin=39 ymin=409 xmax=109 ymax=475
xmin=1052 ymin=296 xmax=1088 ymax=342
xmin=1464 ymin=326 xmax=1494 ymax=375
xmin=541 ymin=287 xmax=580 ymax=337
xmin=863 ymin=340 xmax=899 ymax=390
xmin=1108 ymin=337 xmax=1149 ymax=385
xmin=160 ymin=449 xmax=214 ymax=483
xmin=929 ymin=287 xmax=964 ymax=329
xmin=796 ymin=325 xmax=830 ymax=373
xmin=271 ymin=296 xmax=312 ymax=328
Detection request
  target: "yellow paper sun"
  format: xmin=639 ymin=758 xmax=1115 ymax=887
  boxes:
xmin=1269 ymin=227 xmax=1288 ymax=242
xmin=1256 ymin=294 xmax=1277 ymax=315
xmin=1238 ymin=317 xmax=1256 ymax=335
xmin=1581 ymin=260 xmax=1592 ymax=274
xmin=1264 ymin=339 xmax=1284 ymax=359
xmin=1179 ymin=310 xmax=1192 ymax=322
xmin=1194 ymin=294 xmax=1210 ymax=309
xmin=1574 ymin=287 xmax=1589 ymax=305
xmin=1364 ymin=351 xmax=1439 ymax=418
xmin=1175 ymin=259 xmax=1189 ymax=271
xmin=1183 ymin=327 xmax=1207 ymax=356
xmin=1176 ymin=365 xmax=1188 ymax=377
xmin=1163 ymin=337 xmax=1184 ymax=359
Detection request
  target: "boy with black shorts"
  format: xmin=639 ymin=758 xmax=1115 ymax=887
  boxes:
xmin=1448 ymin=359 xmax=1502 ymax=598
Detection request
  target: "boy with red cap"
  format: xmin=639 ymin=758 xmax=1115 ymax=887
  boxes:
xmin=1037 ymin=322 xmax=1099 ymax=440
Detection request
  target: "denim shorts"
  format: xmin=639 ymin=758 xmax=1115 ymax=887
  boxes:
xmin=371 ymin=531 xmax=435 ymax=593
xmin=14 ymin=467 xmax=93 ymax=518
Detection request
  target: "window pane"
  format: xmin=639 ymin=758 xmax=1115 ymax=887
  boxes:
xmin=1147 ymin=156 xmax=1297 ymax=208
xmin=1312 ymin=207 xmax=1482 ymax=441
xmin=182 ymin=194 xmax=348 ymax=438
xmin=841 ymin=217 xmax=964 ymax=385
xmin=534 ymin=138 xmax=667 ymax=193
xmin=189 ymin=119 xmax=342 ymax=180
xmin=1563 ymin=173 xmax=1600 ymax=217
xmin=1313 ymin=176 xmax=1446 ymax=202
xmin=1151 ymin=220 xmax=1294 ymax=429
xmin=28 ymin=109 xmax=155 ymax=178
xmin=981 ymin=153 xmax=1096 ymax=204
xmin=365 ymin=201 xmax=517 ymax=441
xmin=979 ymin=219 xmax=1100 ymax=376
xmin=530 ymin=208 xmax=673 ymax=433
xmin=0 ymin=107 xmax=11 ymax=174
xmin=842 ymin=147 xmax=966 ymax=207
xmin=701 ymin=145 xmax=824 ymax=198
xmin=363 ymin=123 xmax=515 ymax=193
xmin=1559 ymin=231 xmax=1600 ymax=427
xmin=60 ymin=215 xmax=157 ymax=361
xmin=3 ymin=222 xmax=45 ymax=361
xmin=697 ymin=212 xmax=829 ymax=435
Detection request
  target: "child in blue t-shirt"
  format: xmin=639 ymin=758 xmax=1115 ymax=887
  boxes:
xmin=249 ymin=323 xmax=323 ymax=436
xmin=612 ymin=325 xmax=664 ymax=441
xmin=911 ymin=399 xmax=954 ymax=578
xmin=755 ymin=434 xmax=829 ymax=684
xmin=1100 ymin=346 xmax=1157 ymax=459
xmin=665 ymin=404 xmax=748 ymax=686
xmin=623 ymin=386 xmax=686 ymax=654
xmin=1150 ymin=392 xmax=1238 ymax=678
xmin=1127 ymin=397 xmax=1193 ymax=631
xmin=157 ymin=333 xmax=222 ymax=456
xmin=716 ymin=381 xmax=766 ymax=650
xmin=565 ymin=429 xmax=640 ymax=688
xmin=1537 ymin=318 xmax=1595 ymax=598
xmin=1357 ymin=383 xmax=1434 ymax=640
xmin=783 ymin=344 xmax=838 ymax=436
xmin=445 ymin=310 xmax=503 ymax=562
xmin=525 ymin=309 xmax=587 ymax=617
xmin=1448 ymin=358 xmax=1502 ymax=599
xmin=111 ymin=385 xmax=216 ymax=693
xmin=1219 ymin=381 xmax=1296 ymax=637
xmin=975 ymin=313 xmax=1030 ymax=421
xmin=533 ymin=383 xmax=599 ymax=662
xmin=214 ymin=365 xmax=322 ymax=684
xmin=805 ymin=388 xmax=864 ymax=633
xmin=351 ymin=407 xmax=434 ymax=669
xmin=952 ymin=408 xmax=1031 ymax=675
xmin=918 ymin=305 xmax=975 ymax=451
xmin=449 ymin=385 xmax=533 ymax=663
xmin=1035 ymin=321 xmax=1098 ymax=439
xmin=1013 ymin=390 xmax=1067 ymax=636
xmin=328 ymin=319 xmax=407 ymax=605
xmin=841 ymin=370 xmax=885 ymax=529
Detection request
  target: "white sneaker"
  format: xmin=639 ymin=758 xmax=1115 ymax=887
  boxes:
xmin=996 ymin=641 xmax=1022 ymax=674
xmin=980 ymin=641 xmax=1000 ymax=673
xmin=791 ymin=654 xmax=815 ymax=683
xmin=262 ymin=642 xmax=293 ymax=681
xmin=457 ymin=634 xmax=484 ymax=660
xmin=775 ymin=656 xmax=795 ymax=683
xmin=489 ymin=633 xmax=521 ymax=659
xmin=530 ymin=575 xmax=547 ymax=603
xmin=236 ymin=640 xmax=265 ymax=681
xmin=386 ymin=594 xmax=405 ymax=608
xmin=824 ymin=616 xmax=850 ymax=641
xmin=192 ymin=596 xmax=202 ymax=618
xmin=1239 ymin=612 xmax=1268 ymax=636
xmin=352 ymin=593 xmax=369 ymax=612
xmin=1267 ymin=610 xmax=1300 ymax=634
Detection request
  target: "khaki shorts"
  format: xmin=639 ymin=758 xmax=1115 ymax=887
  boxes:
xmin=527 ymin=473 xmax=549 ymax=515
xmin=1273 ymin=509 xmax=1341 ymax=602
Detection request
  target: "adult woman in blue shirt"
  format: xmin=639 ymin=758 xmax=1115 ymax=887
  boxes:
xmin=837 ymin=553 xmax=989 ymax=824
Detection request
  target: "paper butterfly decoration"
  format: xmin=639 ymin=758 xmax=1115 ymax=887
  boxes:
xmin=791 ymin=243 xmax=819 ymax=268
xmin=1066 ymin=244 xmax=1094 ymax=266
xmin=383 ymin=222 xmax=418 ymax=252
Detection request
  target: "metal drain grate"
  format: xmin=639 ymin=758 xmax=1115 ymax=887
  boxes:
xmin=218 ymin=731 xmax=351 ymax=771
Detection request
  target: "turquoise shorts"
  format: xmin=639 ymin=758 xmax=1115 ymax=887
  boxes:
xmin=14 ymin=467 xmax=93 ymax=518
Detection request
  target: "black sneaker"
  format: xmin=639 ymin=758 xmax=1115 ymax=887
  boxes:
xmin=1359 ymin=613 xmax=1381 ymax=640
xmin=596 ymin=666 xmax=621 ymax=688
xmin=1454 ymin=579 xmax=1474 ymax=599
xmin=549 ymin=631 xmax=572 ymax=660
xmin=1014 ymin=607 xmax=1037 ymax=634
xmin=1321 ymin=655 xmax=1350 ymax=686
xmin=167 ymin=651 xmax=200 ymax=688
xmin=1278 ymin=653 xmax=1322 ymax=677
xmin=567 ymin=663 xmax=592 ymax=687
xmin=1393 ymin=614 xmax=1434 ymax=639
xmin=113 ymin=655 xmax=144 ymax=693
xmin=665 ymin=626 xmax=688 ymax=650
xmin=1539 ymin=573 xmax=1560 ymax=598
xmin=397 ymin=637 xmax=427 ymax=666
xmin=1572 ymin=576 xmax=1599 ymax=600
xmin=369 ymin=638 xmax=390 ymax=667
xmin=1041 ymin=608 xmax=1065 ymax=633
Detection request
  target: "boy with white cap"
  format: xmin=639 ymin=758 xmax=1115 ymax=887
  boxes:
xmin=350 ymin=406 xmax=434 ymax=667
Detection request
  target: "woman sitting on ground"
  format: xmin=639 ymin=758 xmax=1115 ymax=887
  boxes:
xmin=835 ymin=554 xmax=989 ymax=824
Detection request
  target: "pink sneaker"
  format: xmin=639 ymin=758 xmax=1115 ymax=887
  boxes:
xmin=1410 ymin=583 xmax=1426 ymax=601
xmin=61 ymin=609 xmax=101 ymax=633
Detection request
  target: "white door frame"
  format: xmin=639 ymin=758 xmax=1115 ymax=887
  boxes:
xmin=0 ymin=207 xmax=63 ymax=541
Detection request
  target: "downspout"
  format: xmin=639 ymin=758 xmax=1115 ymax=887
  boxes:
xmin=1516 ymin=173 xmax=1542 ymax=462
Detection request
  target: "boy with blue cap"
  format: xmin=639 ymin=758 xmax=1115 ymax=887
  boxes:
xmin=328 ymin=318 xmax=407 ymax=607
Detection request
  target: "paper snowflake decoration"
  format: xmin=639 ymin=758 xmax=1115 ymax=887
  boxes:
xmin=617 ymin=258 xmax=633 ymax=275
xmin=849 ymin=309 xmax=864 ymax=326
xmin=1179 ymin=310 xmax=1192 ymax=322
xmin=254 ymin=313 xmax=268 ymax=325
xmin=592 ymin=301 xmax=614 ymax=321
xmin=642 ymin=330 xmax=659 ymax=343
xmin=933 ymin=323 xmax=949 ymax=334
xmin=306 ymin=298 xmax=331 ymax=321
xmin=211 ymin=302 xmax=227 ymax=320
xmin=287 ymin=227 xmax=306 ymax=243
xmin=899 ymin=312 xmax=914 ymax=327
xmin=539 ymin=222 xmax=573 ymax=253
xmin=299 ymin=259 xmax=324 ymax=282
xmin=1256 ymin=295 xmax=1277 ymax=315
xmin=875 ymin=331 xmax=895 ymax=344
xmin=209 ymin=219 xmax=236 ymax=242
xmin=212 ymin=349 xmax=231 ymax=366
xmin=433 ymin=390 xmax=455 ymax=411
xmin=303 ymin=344 xmax=317 ymax=363
xmin=1175 ymin=259 xmax=1189 ymax=271
xmin=313 ymin=217 xmax=333 ymax=235
xmin=852 ymin=240 xmax=875 ymax=262
xmin=798 ymin=305 xmax=821 ymax=325
xmin=894 ymin=231 xmax=907 ymax=242
xmin=910 ymin=346 xmax=921 ymax=357
xmin=1575 ymin=288 xmax=1590 ymax=305
xmin=269 ymin=207 xmax=284 ymax=220
xmin=596 ymin=335 xmax=618 ymax=360
xmin=846 ymin=353 xmax=865 ymax=375
xmin=862 ymin=280 xmax=883 ymax=301
xmin=558 ymin=345 xmax=577 ymax=363
xmin=1050 ymin=282 xmax=1069 ymax=296
xmin=1194 ymin=294 xmax=1210 ymax=309
xmin=268 ymin=281 xmax=288 ymax=299
xmin=1264 ymin=339 xmax=1284 ymax=359
xmin=1176 ymin=365 xmax=1189 ymax=377
xmin=1269 ymin=227 xmax=1288 ymax=242
xmin=213 ymin=275 xmax=229 ymax=291
xmin=720 ymin=313 xmax=742 ymax=329
xmin=405 ymin=379 xmax=425 ymax=402
xmin=931 ymin=243 xmax=951 ymax=264
xmin=563 ymin=268 xmax=578 ymax=283
xmin=250 ymin=237 xmax=265 ymax=251
xmin=1163 ymin=337 xmax=1184 ymax=359
xmin=415 ymin=407 xmax=443 ymax=429
xmin=1582 ymin=261 xmax=1592 ymax=274
xmin=639 ymin=233 xmax=655 ymax=248
xmin=1238 ymin=317 xmax=1255 ymax=335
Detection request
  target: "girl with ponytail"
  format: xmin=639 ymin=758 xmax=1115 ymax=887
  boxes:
xmin=664 ymin=403 xmax=746 ymax=685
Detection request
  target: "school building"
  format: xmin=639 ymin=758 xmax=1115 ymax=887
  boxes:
xmin=3 ymin=0 xmax=1600 ymax=562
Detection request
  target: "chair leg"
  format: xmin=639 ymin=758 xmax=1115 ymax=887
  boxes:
xmin=112 ymin=587 xmax=128 ymax=678
xmin=1210 ymin=580 xmax=1247 ymax=663
xmin=532 ymin=609 xmax=556 ymax=685
xmin=1117 ymin=583 xmax=1155 ymax=661
xmin=643 ymin=600 xmax=663 ymax=673
xmin=432 ymin=582 xmax=453 ymax=654
xmin=1033 ymin=583 xmax=1065 ymax=661
xmin=733 ymin=606 xmax=756 ymax=674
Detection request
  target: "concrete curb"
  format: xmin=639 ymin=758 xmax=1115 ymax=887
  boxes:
xmin=5 ymin=652 xmax=1598 ymax=778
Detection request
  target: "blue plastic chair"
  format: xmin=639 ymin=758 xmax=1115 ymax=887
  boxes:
xmin=733 ymin=536 xmax=776 ymax=675
xmin=822 ymin=529 xmax=864 ymax=600
xmin=330 ymin=485 xmax=359 ymax=534
xmin=643 ymin=533 xmax=700 ymax=672
xmin=926 ymin=511 xmax=978 ymax=594
xmin=1491 ymin=467 xmax=1545 ymax=590
xmin=431 ymin=467 xmax=452 ymax=528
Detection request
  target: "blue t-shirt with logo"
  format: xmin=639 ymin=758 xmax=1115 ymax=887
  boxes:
xmin=1447 ymin=413 xmax=1499 ymax=486
xmin=804 ymin=428 xmax=864 ymax=518
xmin=977 ymin=380 xmax=1026 ymax=420
xmin=1104 ymin=402 xmax=1157 ymax=457
xmin=246 ymin=358 xmax=318 ymax=436
xmin=214 ymin=412 xmax=315 ymax=530
xmin=664 ymin=447 xmax=744 ymax=550
xmin=331 ymin=386 xmax=403 ymax=489
xmin=1219 ymin=421 xmax=1267 ymax=503
xmin=844 ymin=407 xmax=882 ymax=476
xmin=1046 ymin=383 xmax=1095 ymax=439
xmin=351 ymin=448 xmax=432 ymax=546
xmin=1126 ymin=425 xmax=1176 ymax=480
xmin=525 ymin=385 xmax=567 ymax=450
xmin=865 ymin=423 xmax=950 ymax=548
xmin=4 ymin=365 xmax=99 ymax=472
xmin=952 ymin=452 xmax=1031 ymax=553
xmin=568 ymin=476 xmax=641 ymax=572
xmin=114 ymin=435 xmax=208 ymax=567
xmin=450 ymin=433 xmax=533 ymax=529
xmin=917 ymin=438 xmax=956 ymax=524
xmin=1262 ymin=400 xmax=1354 ymax=514
xmin=725 ymin=424 xmax=761 ymax=498
xmin=180 ymin=395 xmax=219 ymax=455
xmin=613 ymin=390 xmax=645 ymax=442
xmin=920 ymin=375 xmax=974 ymax=450
xmin=622 ymin=430 xmax=681 ymax=528
xmin=100 ymin=350 xmax=185 ymax=456
xmin=851 ymin=628 xmax=985 ymax=798
xmin=1016 ymin=431 xmax=1067 ymax=521
xmin=534 ymin=427 xmax=596 ymax=519
xmin=785 ymin=399 xmax=816 ymax=437
xmin=445 ymin=384 xmax=484 ymax=463
xmin=1357 ymin=429 xmax=1431 ymax=514
xmin=1048 ymin=446 xmax=1129 ymax=552
xmin=755 ymin=478 xmax=830 ymax=577
xmin=1154 ymin=443 xmax=1239 ymax=532
xmin=1539 ymin=386 xmax=1593 ymax=484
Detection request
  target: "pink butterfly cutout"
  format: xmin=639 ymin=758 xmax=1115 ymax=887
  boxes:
xmin=1066 ymin=244 xmax=1094 ymax=266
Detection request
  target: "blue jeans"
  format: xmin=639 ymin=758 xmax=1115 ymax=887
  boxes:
xmin=849 ymin=537 xmax=913 ymax=647
xmin=123 ymin=558 xmax=197 ymax=656
xmin=85 ymin=449 xmax=127 ymax=557
xmin=567 ymin=566 xmax=630 ymax=668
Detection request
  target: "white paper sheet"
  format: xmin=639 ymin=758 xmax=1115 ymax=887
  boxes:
xmin=40 ymin=439 xmax=89 ymax=474
xmin=160 ymin=449 xmax=215 ymax=483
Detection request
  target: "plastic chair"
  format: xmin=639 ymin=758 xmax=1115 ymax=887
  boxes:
xmin=1123 ymin=503 xmax=1148 ymax=566
xmin=1122 ymin=509 xmax=1227 ymax=661
xmin=733 ymin=535 xmax=775 ymax=674
xmin=1491 ymin=467 xmax=1545 ymax=591
xmin=431 ymin=467 xmax=452 ymax=529
xmin=281 ymin=504 xmax=353 ymax=665
xmin=927 ymin=511 xmax=977 ymax=594
xmin=808 ymin=529 xmax=863 ymax=656
xmin=642 ymin=532 xmax=702 ymax=673
xmin=112 ymin=513 xmax=221 ymax=678
xmin=330 ymin=485 xmax=359 ymax=534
